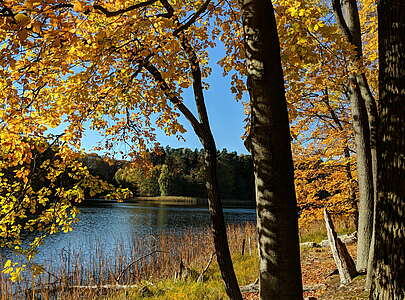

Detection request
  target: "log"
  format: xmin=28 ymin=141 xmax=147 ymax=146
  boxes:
xmin=240 ymin=282 xmax=324 ymax=293
xmin=323 ymin=209 xmax=357 ymax=285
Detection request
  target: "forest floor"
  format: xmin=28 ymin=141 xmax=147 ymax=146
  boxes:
xmin=248 ymin=244 xmax=369 ymax=300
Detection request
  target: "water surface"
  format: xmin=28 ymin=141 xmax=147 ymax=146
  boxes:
xmin=33 ymin=201 xmax=256 ymax=266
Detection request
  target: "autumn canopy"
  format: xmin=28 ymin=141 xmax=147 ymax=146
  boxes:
xmin=0 ymin=0 xmax=378 ymax=287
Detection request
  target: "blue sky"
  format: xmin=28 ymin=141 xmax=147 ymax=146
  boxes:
xmin=81 ymin=44 xmax=250 ymax=155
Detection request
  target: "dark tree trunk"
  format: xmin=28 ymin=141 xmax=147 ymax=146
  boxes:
xmin=343 ymin=146 xmax=359 ymax=229
xmin=144 ymin=38 xmax=243 ymax=298
xmin=240 ymin=0 xmax=303 ymax=299
xmin=201 ymin=133 xmax=243 ymax=300
xmin=184 ymin=32 xmax=243 ymax=299
xmin=370 ymin=1 xmax=405 ymax=299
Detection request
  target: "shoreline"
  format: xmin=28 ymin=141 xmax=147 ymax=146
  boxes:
xmin=82 ymin=196 xmax=256 ymax=208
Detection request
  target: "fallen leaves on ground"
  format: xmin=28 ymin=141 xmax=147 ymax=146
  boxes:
xmin=242 ymin=244 xmax=368 ymax=300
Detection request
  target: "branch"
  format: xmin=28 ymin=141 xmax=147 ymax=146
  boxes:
xmin=322 ymin=88 xmax=345 ymax=131
xmin=51 ymin=0 xmax=160 ymax=17
xmin=115 ymin=250 xmax=168 ymax=283
xmin=93 ymin=0 xmax=159 ymax=17
xmin=0 ymin=6 xmax=13 ymax=17
xmin=158 ymin=0 xmax=174 ymax=17
xmin=173 ymin=0 xmax=211 ymax=36
xmin=143 ymin=61 xmax=204 ymax=136
xmin=197 ymin=252 xmax=215 ymax=282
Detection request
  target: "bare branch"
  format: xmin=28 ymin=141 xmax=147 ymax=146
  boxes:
xmin=197 ymin=252 xmax=215 ymax=282
xmin=115 ymin=250 xmax=168 ymax=283
xmin=50 ymin=0 xmax=160 ymax=17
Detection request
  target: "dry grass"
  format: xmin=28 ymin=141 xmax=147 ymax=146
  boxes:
xmin=1 ymin=215 xmax=359 ymax=300
xmin=1 ymin=223 xmax=257 ymax=300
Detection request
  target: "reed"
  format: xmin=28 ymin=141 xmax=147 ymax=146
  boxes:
xmin=0 ymin=222 xmax=257 ymax=300
xmin=1 ymin=216 xmax=356 ymax=299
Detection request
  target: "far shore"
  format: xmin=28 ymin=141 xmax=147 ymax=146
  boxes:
xmin=82 ymin=196 xmax=255 ymax=207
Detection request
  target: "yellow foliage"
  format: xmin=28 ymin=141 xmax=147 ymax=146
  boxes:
xmin=14 ymin=13 xmax=30 ymax=27
xmin=0 ymin=0 xmax=378 ymax=279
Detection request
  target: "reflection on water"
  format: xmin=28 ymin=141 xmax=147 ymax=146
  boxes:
xmin=28 ymin=201 xmax=256 ymax=266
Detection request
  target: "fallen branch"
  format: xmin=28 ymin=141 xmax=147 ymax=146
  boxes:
xmin=197 ymin=252 xmax=215 ymax=282
xmin=114 ymin=249 xmax=169 ymax=283
xmin=70 ymin=284 xmax=139 ymax=289
xmin=240 ymin=281 xmax=325 ymax=293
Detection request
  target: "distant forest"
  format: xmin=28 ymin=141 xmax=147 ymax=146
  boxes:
xmin=83 ymin=147 xmax=255 ymax=201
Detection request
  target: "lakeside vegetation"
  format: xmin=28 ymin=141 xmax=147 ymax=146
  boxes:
xmin=1 ymin=219 xmax=357 ymax=300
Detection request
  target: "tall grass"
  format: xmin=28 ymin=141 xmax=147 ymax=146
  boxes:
xmin=0 ymin=223 xmax=257 ymax=300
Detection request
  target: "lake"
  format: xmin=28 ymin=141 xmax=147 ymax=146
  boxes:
xmin=29 ymin=201 xmax=257 ymax=267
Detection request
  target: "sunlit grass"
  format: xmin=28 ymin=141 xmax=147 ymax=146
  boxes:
xmin=299 ymin=216 xmax=356 ymax=243
xmin=107 ymin=254 xmax=258 ymax=300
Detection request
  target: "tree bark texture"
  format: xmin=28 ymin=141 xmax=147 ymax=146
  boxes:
xmin=333 ymin=0 xmax=377 ymax=272
xmin=240 ymin=0 xmax=303 ymax=299
xmin=342 ymin=0 xmax=379 ymax=275
xmin=370 ymin=1 xmax=405 ymax=299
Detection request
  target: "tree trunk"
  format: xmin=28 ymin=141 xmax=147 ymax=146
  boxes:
xmin=185 ymin=31 xmax=243 ymax=298
xmin=144 ymin=46 xmax=243 ymax=299
xmin=324 ymin=89 xmax=359 ymax=228
xmin=333 ymin=0 xmax=377 ymax=272
xmin=347 ymin=75 xmax=374 ymax=272
xmin=343 ymin=146 xmax=358 ymax=229
xmin=370 ymin=1 xmax=405 ymax=299
xmin=201 ymin=133 xmax=243 ymax=300
xmin=342 ymin=0 xmax=379 ymax=275
xmin=240 ymin=1 xmax=303 ymax=299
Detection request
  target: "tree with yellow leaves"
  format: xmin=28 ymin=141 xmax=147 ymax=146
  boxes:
xmin=1 ymin=0 xmax=244 ymax=297
xmin=0 ymin=0 xmax=383 ymax=297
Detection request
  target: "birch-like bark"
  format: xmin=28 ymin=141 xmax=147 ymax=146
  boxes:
xmin=333 ymin=0 xmax=377 ymax=272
